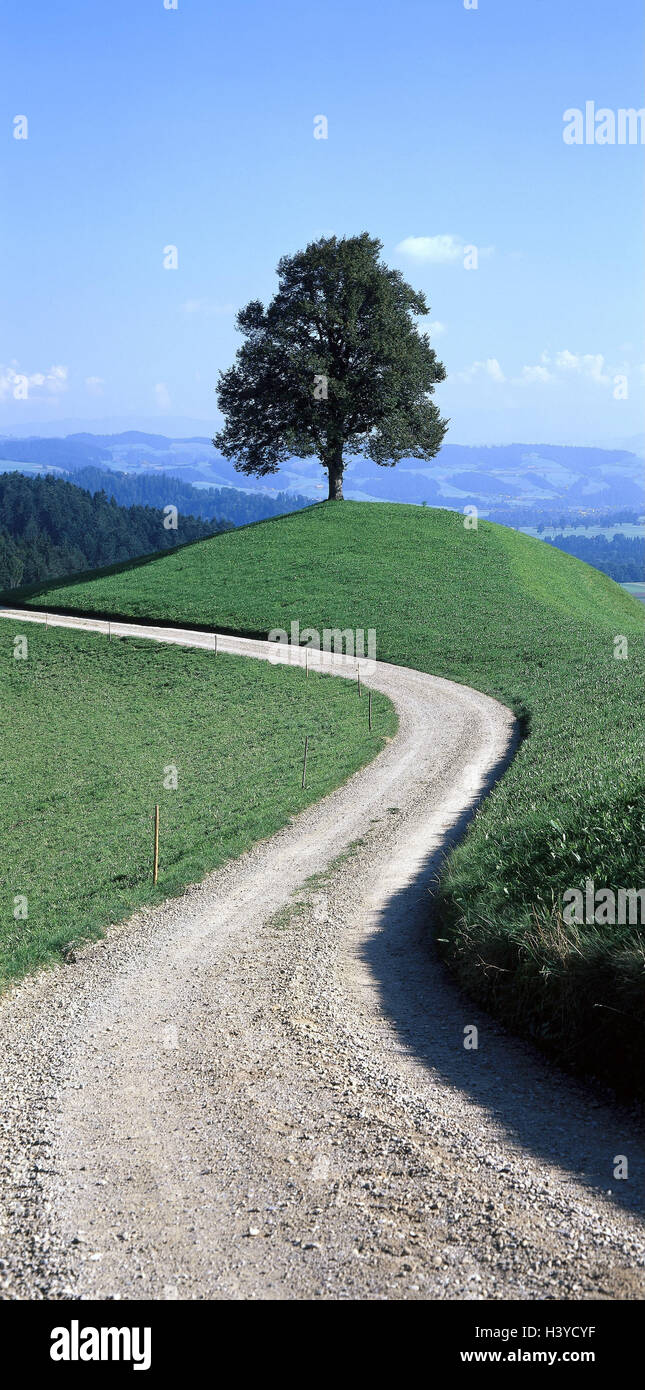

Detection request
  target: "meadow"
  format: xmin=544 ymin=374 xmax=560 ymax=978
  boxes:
xmin=0 ymin=619 xmax=394 ymax=985
xmin=13 ymin=501 xmax=645 ymax=1091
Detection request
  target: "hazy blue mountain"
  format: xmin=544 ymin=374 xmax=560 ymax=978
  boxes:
xmin=0 ymin=432 xmax=642 ymax=515
xmin=0 ymin=436 xmax=111 ymax=468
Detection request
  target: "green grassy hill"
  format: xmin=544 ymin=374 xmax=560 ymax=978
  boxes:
xmin=0 ymin=621 xmax=394 ymax=984
xmin=14 ymin=502 xmax=645 ymax=1092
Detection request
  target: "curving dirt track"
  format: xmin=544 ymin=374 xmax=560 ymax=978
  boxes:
xmin=0 ymin=608 xmax=644 ymax=1301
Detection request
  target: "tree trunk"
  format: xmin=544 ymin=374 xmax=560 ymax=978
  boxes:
xmin=327 ymin=451 xmax=344 ymax=500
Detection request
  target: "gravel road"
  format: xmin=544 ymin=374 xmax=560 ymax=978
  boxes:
xmin=1 ymin=608 xmax=644 ymax=1301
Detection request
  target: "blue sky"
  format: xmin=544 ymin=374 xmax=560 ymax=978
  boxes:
xmin=2 ymin=0 xmax=643 ymax=445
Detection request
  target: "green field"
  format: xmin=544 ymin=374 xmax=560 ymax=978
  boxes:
xmin=11 ymin=502 xmax=645 ymax=1091
xmin=0 ymin=620 xmax=395 ymax=985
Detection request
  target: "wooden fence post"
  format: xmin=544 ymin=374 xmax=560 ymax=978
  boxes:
xmin=153 ymin=804 xmax=160 ymax=884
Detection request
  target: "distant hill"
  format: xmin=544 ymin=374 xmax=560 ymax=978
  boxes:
xmin=0 ymin=473 xmax=230 ymax=591
xmin=0 ymin=436 xmax=111 ymax=469
xmin=0 ymin=431 xmax=642 ymax=513
xmin=339 ymin=443 xmax=645 ymax=512
xmin=68 ymin=430 xmax=177 ymax=450
xmin=61 ymin=467 xmax=313 ymax=528
xmin=543 ymin=531 xmax=644 ymax=583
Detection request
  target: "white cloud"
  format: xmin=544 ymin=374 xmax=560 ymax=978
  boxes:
xmin=0 ymin=363 xmax=68 ymax=399
xmin=396 ymin=235 xmax=494 ymax=265
xmin=396 ymin=234 xmax=465 ymax=263
xmin=154 ymin=382 xmax=171 ymax=411
xmin=451 ymin=348 xmax=628 ymax=392
xmin=46 ymin=364 xmax=68 ymax=392
xmin=519 ymin=364 xmax=554 ymax=384
xmin=85 ymin=376 xmax=104 ymax=395
xmin=514 ymin=350 xmax=613 ymax=388
xmin=180 ymin=299 xmax=235 ymax=316
xmin=552 ymin=349 xmax=610 ymax=384
xmin=429 ymin=320 xmax=446 ymax=337
xmin=455 ymin=358 xmax=506 ymax=384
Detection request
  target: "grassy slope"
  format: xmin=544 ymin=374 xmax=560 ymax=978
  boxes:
xmin=16 ymin=502 xmax=645 ymax=1090
xmin=0 ymin=621 xmax=394 ymax=985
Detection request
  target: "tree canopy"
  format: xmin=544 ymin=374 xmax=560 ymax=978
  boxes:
xmin=214 ymin=233 xmax=448 ymax=499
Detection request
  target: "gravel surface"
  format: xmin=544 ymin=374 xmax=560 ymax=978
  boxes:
xmin=1 ymin=609 xmax=644 ymax=1302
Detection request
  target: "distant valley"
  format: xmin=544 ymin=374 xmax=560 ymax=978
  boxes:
xmin=1 ymin=430 xmax=643 ymax=512
xmin=0 ymin=431 xmax=642 ymax=583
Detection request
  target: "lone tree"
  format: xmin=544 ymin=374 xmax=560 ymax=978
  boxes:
xmin=213 ymin=233 xmax=448 ymax=500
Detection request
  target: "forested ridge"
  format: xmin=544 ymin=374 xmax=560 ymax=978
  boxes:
xmin=0 ymin=473 xmax=229 ymax=590
xmin=66 ymin=466 xmax=313 ymax=526
xmin=543 ymin=531 xmax=643 ymax=583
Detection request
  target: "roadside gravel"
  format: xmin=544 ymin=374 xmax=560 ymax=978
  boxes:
xmin=1 ymin=609 xmax=644 ymax=1301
